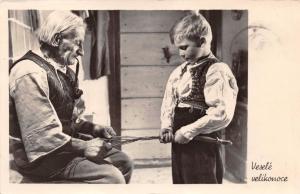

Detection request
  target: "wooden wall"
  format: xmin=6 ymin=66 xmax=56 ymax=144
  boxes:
xmin=120 ymin=11 xmax=186 ymax=130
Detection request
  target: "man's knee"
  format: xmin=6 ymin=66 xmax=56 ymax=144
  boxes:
xmin=103 ymin=167 xmax=126 ymax=184
xmin=105 ymin=149 xmax=134 ymax=183
xmin=84 ymin=166 xmax=125 ymax=184
xmin=113 ymin=150 xmax=134 ymax=174
xmin=120 ymin=153 xmax=134 ymax=183
xmin=122 ymin=153 xmax=134 ymax=173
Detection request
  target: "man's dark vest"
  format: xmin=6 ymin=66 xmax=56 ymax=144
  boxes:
xmin=9 ymin=51 xmax=82 ymax=139
xmin=178 ymin=57 xmax=220 ymax=110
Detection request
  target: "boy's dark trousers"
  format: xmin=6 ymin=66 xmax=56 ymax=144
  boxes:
xmin=172 ymin=107 xmax=224 ymax=184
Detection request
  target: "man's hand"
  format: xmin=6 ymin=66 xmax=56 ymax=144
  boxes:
xmin=174 ymin=131 xmax=190 ymax=144
xmin=84 ymin=138 xmax=112 ymax=162
xmin=92 ymin=124 xmax=116 ymax=139
xmin=159 ymin=128 xmax=174 ymax=143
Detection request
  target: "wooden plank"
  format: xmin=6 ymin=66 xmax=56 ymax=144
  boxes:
xmin=121 ymin=33 xmax=183 ymax=66
xmin=121 ymin=66 xmax=176 ymax=98
xmin=120 ymin=10 xmax=186 ymax=33
xmin=122 ymin=98 xmax=162 ymax=129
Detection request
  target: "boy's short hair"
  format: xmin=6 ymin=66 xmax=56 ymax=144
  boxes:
xmin=170 ymin=13 xmax=212 ymax=46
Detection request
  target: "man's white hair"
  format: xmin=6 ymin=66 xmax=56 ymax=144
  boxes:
xmin=37 ymin=11 xmax=85 ymax=46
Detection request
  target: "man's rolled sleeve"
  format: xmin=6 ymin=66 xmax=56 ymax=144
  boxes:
xmin=10 ymin=62 xmax=71 ymax=163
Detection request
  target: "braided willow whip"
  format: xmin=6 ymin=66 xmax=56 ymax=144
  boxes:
xmin=103 ymin=135 xmax=232 ymax=148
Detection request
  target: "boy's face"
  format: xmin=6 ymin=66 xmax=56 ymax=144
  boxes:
xmin=175 ymin=38 xmax=204 ymax=63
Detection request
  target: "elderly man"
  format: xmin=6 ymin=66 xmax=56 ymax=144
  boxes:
xmin=9 ymin=11 xmax=133 ymax=184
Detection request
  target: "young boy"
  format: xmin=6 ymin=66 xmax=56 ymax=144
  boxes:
xmin=160 ymin=13 xmax=238 ymax=184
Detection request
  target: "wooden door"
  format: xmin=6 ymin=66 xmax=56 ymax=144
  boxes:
xmin=221 ymin=10 xmax=248 ymax=182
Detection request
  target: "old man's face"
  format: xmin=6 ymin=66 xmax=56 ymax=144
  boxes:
xmin=57 ymin=27 xmax=85 ymax=66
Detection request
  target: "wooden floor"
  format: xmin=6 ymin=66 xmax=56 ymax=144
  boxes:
xmin=130 ymin=165 xmax=241 ymax=184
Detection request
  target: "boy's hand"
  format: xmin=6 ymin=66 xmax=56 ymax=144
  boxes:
xmin=174 ymin=131 xmax=190 ymax=144
xmin=159 ymin=128 xmax=174 ymax=143
xmin=92 ymin=124 xmax=116 ymax=139
xmin=84 ymin=138 xmax=112 ymax=162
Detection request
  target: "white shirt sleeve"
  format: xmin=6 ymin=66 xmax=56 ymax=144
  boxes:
xmin=10 ymin=60 xmax=71 ymax=163
xmin=160 ymin=67 xmax=181 ymax=130
xmin=178 ymin=62 xmax=239 ymax=140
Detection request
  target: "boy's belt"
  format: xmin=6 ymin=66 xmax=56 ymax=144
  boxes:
xmin=176 ymin=106 xmax=206 ymax=114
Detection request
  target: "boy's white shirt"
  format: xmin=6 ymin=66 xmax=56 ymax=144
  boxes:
xmin=160 ymin=55 xmax=239 ymax=140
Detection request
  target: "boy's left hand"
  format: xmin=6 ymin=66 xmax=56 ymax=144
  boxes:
xmin=174 ymin=131 xmax=190 ymax=144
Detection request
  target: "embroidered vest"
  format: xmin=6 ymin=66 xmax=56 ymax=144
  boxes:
xmin=178 ymin=57 xmax=219 ymax=110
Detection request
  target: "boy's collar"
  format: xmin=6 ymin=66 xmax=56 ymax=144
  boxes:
xmin=180 ymin=52 xmax=215 ymax=70
xmin=195 ymin=52 xmax=214 ymax=64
